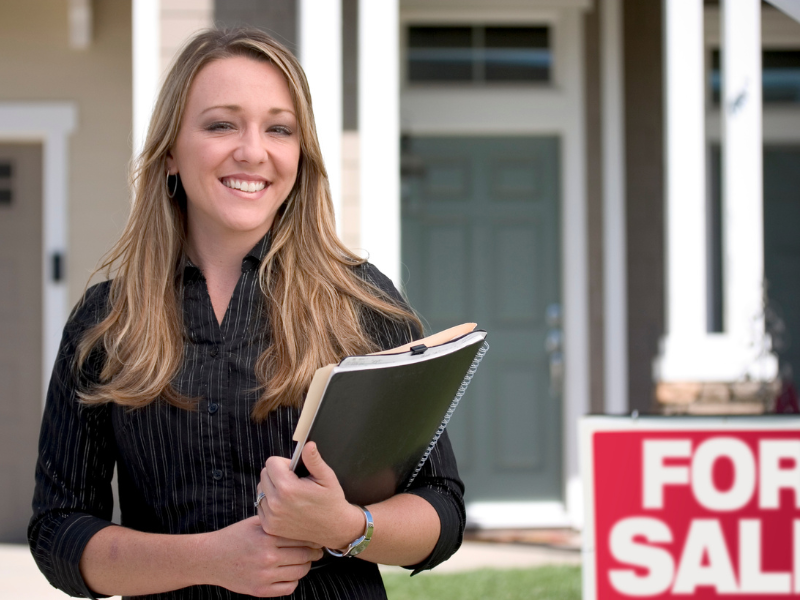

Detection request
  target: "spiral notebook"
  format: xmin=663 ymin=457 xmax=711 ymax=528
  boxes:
xmin=290 ymin=323 xmax=489 ymax=506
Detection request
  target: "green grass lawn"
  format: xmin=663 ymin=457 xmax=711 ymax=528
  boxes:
xmin=382 ymin=565 xmax=582 ymax=600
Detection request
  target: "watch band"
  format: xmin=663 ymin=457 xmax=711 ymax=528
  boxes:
xmin=325 ymin=506 xmax=374 ymax=558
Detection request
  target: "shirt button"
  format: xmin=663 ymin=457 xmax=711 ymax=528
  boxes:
xmin=208 ymin=402 xmax=219 ymax=415
xmin=209 ymin=346 xmax=219 ymax=358
xmin=212 ymin=469 xmax=223 ymax=480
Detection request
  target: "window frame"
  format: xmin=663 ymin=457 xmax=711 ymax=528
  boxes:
xmin=405 ymin=23 xmax=553 ymax=87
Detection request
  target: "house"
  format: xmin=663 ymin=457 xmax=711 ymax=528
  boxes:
xmin=1 ymin=0 xmax=799 ymax=542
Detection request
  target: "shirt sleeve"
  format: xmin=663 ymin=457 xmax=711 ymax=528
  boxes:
xmin=28 ymin=284 xmax=117 ymax=599
xmin=401 ymin=429 xmax=466 ymax=574
xmin=358 ymin=263 xmax=467 ymax=573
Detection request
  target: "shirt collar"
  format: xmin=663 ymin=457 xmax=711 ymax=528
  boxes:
xmin=245 ymin=230 xmax=273 ymax=266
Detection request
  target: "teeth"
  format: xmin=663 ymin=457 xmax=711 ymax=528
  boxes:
xmin=223 ymin=178 xmax=266 ymax=192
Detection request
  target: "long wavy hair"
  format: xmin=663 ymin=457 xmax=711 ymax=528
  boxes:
xmin=76 ymin=28 xmax=421 ymax=420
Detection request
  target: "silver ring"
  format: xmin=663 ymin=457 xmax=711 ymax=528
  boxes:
xmin=254 ymin=491 xmax=266 ymax=510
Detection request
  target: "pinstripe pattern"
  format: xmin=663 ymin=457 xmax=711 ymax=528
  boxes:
xmin=29 ymin=234 xmax=465 ymax=600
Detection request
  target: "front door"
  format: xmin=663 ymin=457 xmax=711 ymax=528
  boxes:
xmin=0 ymin=143 xmax=43 ymax=542
xmin=764 ymin=146 xmax=800 ymax=383
xmin=401 ymin=136 xmax=562 ymax=502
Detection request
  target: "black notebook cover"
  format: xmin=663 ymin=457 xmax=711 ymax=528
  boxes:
xmin=291 ymin=330 xmax=487 ymax=506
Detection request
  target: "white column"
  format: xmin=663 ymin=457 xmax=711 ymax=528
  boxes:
xmin=359 ymin=0 xmax=400 ymax=284
xmin=560 ymin=7 xmax=590 ymax=529
xmin=656 ymin=0 xmax=777 ymax=382
xmin=664 ymin=0 xmax=706 ymax=341
xmin=300 ymin=0 xmax=343 ymax=235
xmin=721 ymin=0 xmax=765 ymax=359
xmin=656 ymin=0 xmax=708 ymax=381
xmin=601 ymin=0 xmax=628 ymax=414
xmin=132 ymin=0 xmax=161 ymax=158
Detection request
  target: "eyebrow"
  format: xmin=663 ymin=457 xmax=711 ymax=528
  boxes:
xmin=200 ymin=104 xmax=296 ymax=117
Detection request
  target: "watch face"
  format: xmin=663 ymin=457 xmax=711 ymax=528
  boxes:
xmin=348 ymin=536 xmax=369 ymax=557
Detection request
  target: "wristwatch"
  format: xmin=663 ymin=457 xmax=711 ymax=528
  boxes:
xmin=325 ymin=506 xmax=374 ymax=558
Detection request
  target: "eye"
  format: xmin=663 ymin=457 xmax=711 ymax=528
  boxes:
xmin=206 ymin=121 xmax=235 ymax=132
xmin=269 ymin=125 xmax=293 ymax=136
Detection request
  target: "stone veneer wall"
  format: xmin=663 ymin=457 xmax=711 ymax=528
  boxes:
xmin=654 ymin=380 xmax=780 ymax=415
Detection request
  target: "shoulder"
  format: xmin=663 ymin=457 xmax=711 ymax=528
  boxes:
xmin=352 ymin=262 xmax=422 ymax=347
xmin=66 ymin=280 xmax=112 ymax=334
xmin=353 ymin=262 xmax=404 ymax=304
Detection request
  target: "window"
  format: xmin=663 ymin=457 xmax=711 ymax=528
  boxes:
xmin=710 ymin=49 xmax=800 ymax=105
xmin=407 ymin=25 xmax=551 ymax=84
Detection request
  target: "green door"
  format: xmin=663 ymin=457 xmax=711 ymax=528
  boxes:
xmin=764 ymin=147 xmax=800 ymax=381
xmin=401 ymin=136 xmax=562 ymax=502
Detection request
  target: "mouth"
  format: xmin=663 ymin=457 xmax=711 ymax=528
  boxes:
xmin=221 ymin=177 xmax=268 ymax=194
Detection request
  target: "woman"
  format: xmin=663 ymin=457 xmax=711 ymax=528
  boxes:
xmin=28 ymin=28 xmax=465 ymax=599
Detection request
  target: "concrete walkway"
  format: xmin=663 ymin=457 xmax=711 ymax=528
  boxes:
xmin=2 ymin=540 xmax=580 ymax=599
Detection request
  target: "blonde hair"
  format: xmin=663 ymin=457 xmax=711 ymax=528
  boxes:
xmin=77 ymin=28 xmax=421 ymax=420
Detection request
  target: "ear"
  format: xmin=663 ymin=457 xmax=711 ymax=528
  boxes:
xmin=165 ymin=151 xmax=177 ymax=175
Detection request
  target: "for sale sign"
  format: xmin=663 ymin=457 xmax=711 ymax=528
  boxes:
xmin=581 ymin=417 xmax=800 ymax=599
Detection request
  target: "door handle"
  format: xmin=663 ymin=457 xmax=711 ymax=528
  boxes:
xmin=549 ymin=351 xmax=564 ymax=395
xmin=545 ymin=303 xmax=563 ymax=395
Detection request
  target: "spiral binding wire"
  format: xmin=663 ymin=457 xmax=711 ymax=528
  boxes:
xmin=404 ymin=340 xmax=490 ymax=490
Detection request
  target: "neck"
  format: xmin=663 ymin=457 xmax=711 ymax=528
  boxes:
xmin=186 ymin=223 xmax=267 ymax=279
xmin=185 ymin=221 xmax=268 ymax=325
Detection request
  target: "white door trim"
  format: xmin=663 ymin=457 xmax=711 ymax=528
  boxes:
xmin=600 ymin=0 xmax=628 ymax=416
xmin=399 ymin=6 xmax=590 ymax=528
xmin=0 ymin=103 xmax=77 ymax=405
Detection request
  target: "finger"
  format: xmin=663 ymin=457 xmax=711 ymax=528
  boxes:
xmin=263 ymin=579 xmax=300 ymax=598
xmin=271 ymin=535 xmax=324 ymax=549
xmin=254 ymin=486 xmax=266 ymax=514
xmin=264 ymin=456 xmax=292 ymax=479
xmin=260 ymin=464 xmax=279 ymax=499
xmin=267 ymin=545 xmax=324 ymax=567
xmin=276 ymin=561 xmax=313 ymax=581
xmin=263 ymin=456 xmax=296 ymax=493
xmin=300 ymin=442 xmax=335 ymax=482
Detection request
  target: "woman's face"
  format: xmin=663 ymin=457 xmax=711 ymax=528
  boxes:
xmin=167 ymin=55 xmax=301 ymax=245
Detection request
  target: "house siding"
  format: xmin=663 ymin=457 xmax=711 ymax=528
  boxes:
xmin=0 ymin=0 xmax=132 ymax=307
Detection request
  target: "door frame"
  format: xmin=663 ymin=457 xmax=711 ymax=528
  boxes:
xmin=0 ymin=103 xmax=76 ymax=405
xmin=400 ymin=3 xmax=590 ymax=527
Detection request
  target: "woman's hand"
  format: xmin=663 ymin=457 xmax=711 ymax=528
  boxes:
xmin=206 ymin=516 xmax=323 ymax=598
xmin=258 ymin=442 xmax=365 ymax=550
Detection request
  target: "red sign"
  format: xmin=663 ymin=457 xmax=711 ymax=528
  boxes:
xmin=583 ymin=418 xmax=800 ymax=599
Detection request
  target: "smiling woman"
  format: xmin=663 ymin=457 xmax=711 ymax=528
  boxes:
xmin=168 ymin=57 xmax=300 ymax=252
xmin=27 ymin=28 xmax=465 ymax=600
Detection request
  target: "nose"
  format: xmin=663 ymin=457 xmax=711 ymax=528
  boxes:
xmin=233 ymin=127 xmax=266 ymax=164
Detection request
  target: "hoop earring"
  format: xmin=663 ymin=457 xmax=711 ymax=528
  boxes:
xmin=166 ymin=171 xmax=179 ymax=199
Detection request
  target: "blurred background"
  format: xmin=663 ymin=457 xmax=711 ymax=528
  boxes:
xmin=1 ymin=0 xmax=799 ymax=547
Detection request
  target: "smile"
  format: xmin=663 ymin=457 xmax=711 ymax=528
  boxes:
xmin=221 ymin=178 xmax=267 ymax=193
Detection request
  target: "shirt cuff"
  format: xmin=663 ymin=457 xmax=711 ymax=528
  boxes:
xmin=49 ymin=513 xmax=115 ymax=599
xmin=401 ymin=487 xmax=465 ymax=575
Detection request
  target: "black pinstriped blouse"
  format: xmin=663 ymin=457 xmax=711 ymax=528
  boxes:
xmin=28 ymin=234 xmax=466 ymax=599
